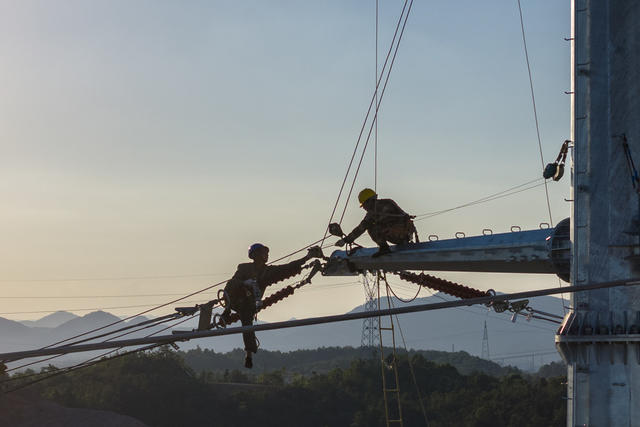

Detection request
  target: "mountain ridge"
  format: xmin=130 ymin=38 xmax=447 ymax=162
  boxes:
xmin=1 ymin=293 xmax=566 ymax=371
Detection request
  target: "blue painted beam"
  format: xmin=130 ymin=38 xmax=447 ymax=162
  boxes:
xmin=323 ymin=218 xmax=570 ymax=281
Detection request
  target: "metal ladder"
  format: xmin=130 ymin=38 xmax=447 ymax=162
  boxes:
xmin=376 ymin=271 xmax=404 ymax=427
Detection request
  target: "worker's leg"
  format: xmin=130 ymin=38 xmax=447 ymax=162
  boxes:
xmin=238 ymin=306 xmax=257 ymax=369
xmin=380 ymin=221 xmax=415 ymax=245
xmin=368 ymin=222 xmax=416 ymax=257
xmin=229 ymin=296 xmax=258 ymax=354
xmin=239 ymin=310 xmax=258 ymax=354
xmin=367 ymin=227 xmax=391 ymax=257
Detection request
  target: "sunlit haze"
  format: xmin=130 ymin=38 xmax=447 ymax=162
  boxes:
xmin=0 ymin=0 xmax=570 ymax=322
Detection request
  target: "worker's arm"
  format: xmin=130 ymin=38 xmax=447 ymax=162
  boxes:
xmin=261 ymin=247 xmax=323 ymax=290
xmin=225 ymin=264 xmax=253 ymax=294
xmin=343 ymin=215 xmax=373 ymax=244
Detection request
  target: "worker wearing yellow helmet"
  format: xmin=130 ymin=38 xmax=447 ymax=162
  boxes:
xmin=336 ymin=188 xmax=419 ymax=257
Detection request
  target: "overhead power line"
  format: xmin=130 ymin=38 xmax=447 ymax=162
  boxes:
xmin=0 ymin=282 xmax=358 ymax=316
xmin=0 ymin=272 xmax=230 ymax=283
xmin=0 ymin=292 xmax=219 ymax=300
xmin=2 ymin=278 xmax=637 ymax=363
xmin=31 ymin=236 xmax=326 ymax=352
xmin=4 ymin=313 xmax=182 ymax=374
xmin=414 ymin=178 xmax=544 ymax=221
xmin=0 ymin=300 xmax=205 ymax=316
xmin=0 ymin=281 xmax=358 ymax=301
xmin=4 ymin=315 xmax=195 ymax=392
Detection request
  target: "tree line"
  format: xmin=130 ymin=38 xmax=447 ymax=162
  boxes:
xmin=5 ymin=347 xmax=566 ymax=427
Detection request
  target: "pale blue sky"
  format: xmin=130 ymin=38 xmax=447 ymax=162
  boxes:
xmin=0 ymin=0 xmax=570 ymax=321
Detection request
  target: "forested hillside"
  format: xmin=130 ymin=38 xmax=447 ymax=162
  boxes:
xmin=180 ymin=346 xmax=521 ymax=377
xmin=6 ymin=347 xmax=566 ymax=427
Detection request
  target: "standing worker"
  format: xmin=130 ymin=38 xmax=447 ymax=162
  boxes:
xmin=222 ymin=243 xmax=324 ymax=368
xmin=336 ymin=188 xmax=418 ymax=257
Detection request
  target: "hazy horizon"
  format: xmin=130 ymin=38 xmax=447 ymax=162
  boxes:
xmin=1 ymin=0 xmax=570 ymax=323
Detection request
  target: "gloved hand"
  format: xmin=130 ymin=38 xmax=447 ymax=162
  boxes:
xmin=307 ymin=246 xmax=324 ymax=258
xmin=335 ymin=238 xmax=346 ymax=247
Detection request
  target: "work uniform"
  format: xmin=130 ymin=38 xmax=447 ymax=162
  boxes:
xmin=224 ymin=259 xmax=308 ymax=353
xmin=344 ymin=198 xmax=417 ymax=247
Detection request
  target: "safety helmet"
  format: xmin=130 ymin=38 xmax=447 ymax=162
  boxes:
xmin=248 ymin=243 xmax=269 ymax=259
xmin=358 ymin=188 xmax=377 ymax=206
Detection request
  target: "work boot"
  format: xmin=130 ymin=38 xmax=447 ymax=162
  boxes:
xmin=372 ymin=245 xmax=391 ymax=258
xmin=244 ymin=354 xmax=253 ymax=369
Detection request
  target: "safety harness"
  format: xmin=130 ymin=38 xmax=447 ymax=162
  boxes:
xmin=186 ymin=260 xmax=324 ymax=331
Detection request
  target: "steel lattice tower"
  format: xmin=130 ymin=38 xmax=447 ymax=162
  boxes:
xmin=481 ymin=320 xmax=490 ymax=359
xmin=554 ymin=1 xmax=640 ymax=424
xmin=361 ymin=273 xmax=380 ymax=348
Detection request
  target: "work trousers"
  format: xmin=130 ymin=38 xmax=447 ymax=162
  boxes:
xmin=229 ymin=296 xmax=258 ymax=353
xmin=368 ymin=220 xmax=417 ymax=246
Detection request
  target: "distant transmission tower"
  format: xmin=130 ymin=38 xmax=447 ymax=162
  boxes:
xmin=361 ymin=273 xmax=380 ymax=349
xmin=481 ymin=320 xmax=490 ymax=359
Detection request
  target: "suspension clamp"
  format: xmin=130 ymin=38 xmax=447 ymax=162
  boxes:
xmin=543 ymin=140 xmax=570 ymax=181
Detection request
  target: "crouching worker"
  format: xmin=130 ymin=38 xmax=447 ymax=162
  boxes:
xmin=336 ymin=188 xmax=418 ymax=257
xmin=223 ymin=243 xmax=324 ymax=368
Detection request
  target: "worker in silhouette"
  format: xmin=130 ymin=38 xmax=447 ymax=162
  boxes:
xmin=336 ymin=188 xmax=418 ymax=257
xmin=223 ymin=243 xmax=324 ymax=368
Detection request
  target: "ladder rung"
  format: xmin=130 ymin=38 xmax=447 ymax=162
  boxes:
xmin=384 ymin=388 xmax=399 ymax=393
xmin=388 ymin=419 xmax=403 ymax=423
xmin=379 ymin=327 xmax=394 ymax=330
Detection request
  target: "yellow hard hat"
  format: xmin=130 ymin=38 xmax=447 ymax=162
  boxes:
xmin=358 ymin=188 xmax=377 ymax=206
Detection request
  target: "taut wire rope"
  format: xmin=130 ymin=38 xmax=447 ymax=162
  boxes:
xmin=516 ymin=0 xmax=567 ymax=314
xmin=516 ymin=0 xmax=553 ymax=227
xmin=320 ymin=0 xmax=410 ymax=247
xmin=374 ymin=0 xmax=379 ymax=194
xmin=338 ymin=0 xmax=414 ymax=225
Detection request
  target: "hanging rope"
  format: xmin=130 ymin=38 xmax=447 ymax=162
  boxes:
xmin=383 ymin=273 xmax=422 ymax=303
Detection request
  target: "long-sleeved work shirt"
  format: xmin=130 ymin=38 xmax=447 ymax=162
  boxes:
xmin=225 ymin=257 xmax=307 ymax=301
xmin=345 ymin=198 xmax=413 ymax=243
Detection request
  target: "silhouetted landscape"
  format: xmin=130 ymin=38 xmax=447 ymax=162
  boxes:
xmin=2 ymin=293 xmax=565 ymax=372
xmin=3 ymin=346 xmax=567 ymax=427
